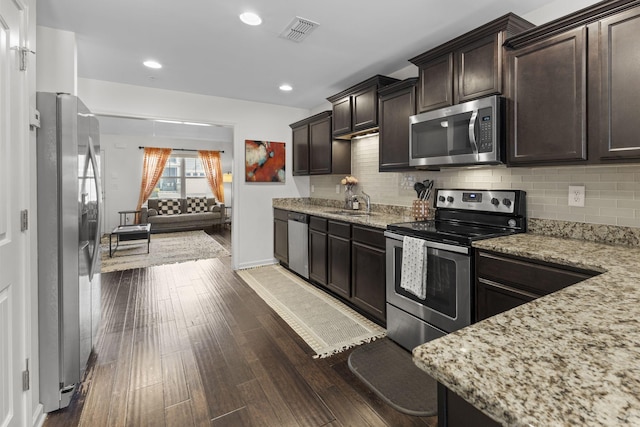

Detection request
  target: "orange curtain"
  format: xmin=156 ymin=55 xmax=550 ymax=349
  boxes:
xmin=198 ymin=150 xmax=225 ymax=203
xmin=135 ymin=147 xmax=172 ymax=214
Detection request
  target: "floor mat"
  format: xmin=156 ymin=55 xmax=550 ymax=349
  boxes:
xmin=237 ymin=265 xmax=386 ymax=358
xmin=348 ymin=338 xmax=437 ymax=416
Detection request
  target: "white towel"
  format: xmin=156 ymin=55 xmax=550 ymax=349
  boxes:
xmin=400 ymin=236 xmax=427 ymax=300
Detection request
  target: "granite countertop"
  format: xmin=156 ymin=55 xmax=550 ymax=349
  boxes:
xmin=272 ymin=198 xmax=410 ymax=229
xmin=412 ymin=233 xmax=640 ymax=426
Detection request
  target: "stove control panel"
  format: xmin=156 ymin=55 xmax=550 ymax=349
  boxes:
xmin=436 ymin=189 xmax=518 ymax=214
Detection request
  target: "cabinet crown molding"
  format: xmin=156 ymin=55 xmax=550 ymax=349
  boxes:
xmin=409 ymin=13 xmax=533 ymax=65
xmin=505 ymin=0 xmax=640 ymax=48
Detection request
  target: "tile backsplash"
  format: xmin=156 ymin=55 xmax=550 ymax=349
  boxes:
xmin=309 ymin=134 xmax=640 ymax=228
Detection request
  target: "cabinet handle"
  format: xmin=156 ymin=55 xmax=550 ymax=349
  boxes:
xmin=477 ymin=277 xmax=539 ymax=300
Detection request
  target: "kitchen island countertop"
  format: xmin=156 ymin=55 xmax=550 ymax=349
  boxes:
xmin=412 ymin=233 xmax=640 ymax=426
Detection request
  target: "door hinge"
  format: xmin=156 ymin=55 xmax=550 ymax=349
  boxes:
xmin=22 ymin=359 xmax=30 ymax=391
xmin=20 ymin=210 xmax=28 ymax=231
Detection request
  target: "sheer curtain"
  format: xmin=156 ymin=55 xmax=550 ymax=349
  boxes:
xmin=135 ymin=147 xmax=172 ymax=214
xmin=198 ymin=150 xmax=225 ymax=203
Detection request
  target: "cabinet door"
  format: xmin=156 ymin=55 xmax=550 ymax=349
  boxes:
xmin=332 ymin=96 xmax=352 ymax=137
xmin=309 ymin=115 xmax=332 ymax=174
xmin=309 ymin=229 xmax=328 ymax=287
xmin=352 ymin=85 xmax=378 ymax=132
xmin=351 ymin=241 xmax=386 ymax=323
xmin=476 ymin=278 xmax=537 ymax=322
xmin=417 ymin=53 xmax=454 ymax=113
xmin=273 ymin=219 xmax=288 ymax=265
xmin=292 ymin=124 xmax=309 ymax=175
xmin=456 ymin=33 xmax=501 ymax=104
xmin=328 ymin=234 xmax=351 ymax=299
xmin=508 ymin=27 xmax=587 ymax=165
xmin=379 ymin=85 xmax=415 ymax=171
xmin=598 ymin=7 xmax=640 ymax=160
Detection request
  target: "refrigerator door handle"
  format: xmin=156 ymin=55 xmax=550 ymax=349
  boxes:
xmin=88 ymin=137 xmax=102 ymax=280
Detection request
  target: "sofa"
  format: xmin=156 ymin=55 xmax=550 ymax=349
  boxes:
xmin=140 ymin=197 xmax=225 ymax=233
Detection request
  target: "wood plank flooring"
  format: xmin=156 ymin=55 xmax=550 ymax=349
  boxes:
xmin=43 ymin=229 xmax=437 ymax=427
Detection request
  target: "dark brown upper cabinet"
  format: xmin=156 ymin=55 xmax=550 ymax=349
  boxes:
xmin=505 ymin=0 xmax=640 ymax=166
xmin=409 ymin=13 xmax=533 ymax=114
xmin=506 ymin=27 xmax=588 ymax=165
xmin=378 ymin=78 xmax=418 ymax=172
xmin=596 ymin=5 xmax=640 ymax=161
xmin=290 ymin=111 xmax=350 ymax=176
xmin=327 ymin=75 xmax=399 ymax=139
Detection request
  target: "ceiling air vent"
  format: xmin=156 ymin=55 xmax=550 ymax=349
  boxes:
xmin=279 ymin=16 xmax=319 ymax=42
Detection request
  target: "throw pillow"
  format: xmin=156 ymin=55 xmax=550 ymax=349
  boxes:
xmin=157 ymin=199 xmax=181 ymax=215
xmin=187 ymin=197 xmax=208 ymax=213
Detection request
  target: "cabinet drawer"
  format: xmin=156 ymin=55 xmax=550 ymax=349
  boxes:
xmin=476 ymin=251 xmax=596 ymax=296
xmin=310 ymin=216 xmax=328 ymax=232
xmin=351 ymin=225 xmax=385 ymax=250
xmin=328 ymin=220 xmax=351 ymax=238
xmin=273 ymin=208 xmax=289 ymax=221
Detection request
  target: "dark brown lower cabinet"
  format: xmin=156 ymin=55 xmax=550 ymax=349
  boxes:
xmin=475 ymin=249 xmax=598 ymax=322
xmin=309 ymin=217 xmax=328 ymax=287
xmin=273 ymin=208 xmax=288 ymax=265
xmin=327 ymin=220 xmax=351 ymax=300
xmin=351 ymin=226 xmax=386 ymax=324
xmin=438 ymin=384 xmax=500 ymax=427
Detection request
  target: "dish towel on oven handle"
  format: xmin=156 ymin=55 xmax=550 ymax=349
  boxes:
xmin=400 ymin=236 xmax=427 ymax=300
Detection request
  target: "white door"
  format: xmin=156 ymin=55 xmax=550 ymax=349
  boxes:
xmin=0 ymin=0 xmax=28 ymax=426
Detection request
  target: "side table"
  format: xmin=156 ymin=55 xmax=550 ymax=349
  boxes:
xmin=109 ymin=224 xmax=151 ymax=257
xmin=118 ymin=210 xmax=141 ymax=226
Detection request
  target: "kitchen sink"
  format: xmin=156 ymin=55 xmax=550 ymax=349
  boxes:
xmin=327 ymin=210 xmax=371 ymax=217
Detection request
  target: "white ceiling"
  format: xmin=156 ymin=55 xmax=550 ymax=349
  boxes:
xmin=37 ymin=0 xmax=587 ymax=110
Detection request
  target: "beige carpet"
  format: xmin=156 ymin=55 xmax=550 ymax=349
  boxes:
xmin=237 ymin=264 xmax=386 ymax=359
xmin=101 ymin=230 xmax=229 ymax=273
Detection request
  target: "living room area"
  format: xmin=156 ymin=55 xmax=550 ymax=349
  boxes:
xmin=99 ymin=115 xmax=234 ymax=272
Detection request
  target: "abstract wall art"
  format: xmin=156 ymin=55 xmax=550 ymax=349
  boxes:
xmin=245 ymin=140 xmax=286 ymax=182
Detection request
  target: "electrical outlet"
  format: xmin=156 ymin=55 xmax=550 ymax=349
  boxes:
xmin=311 ymin=184 xmax=315 ymax=193
xmin=335 ymin=184 xmax=340 ymax=194
xmin=568 ymin=185 xmax=585 ymax=207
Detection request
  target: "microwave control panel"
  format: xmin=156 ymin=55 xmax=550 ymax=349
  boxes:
xmin=478 ymin=106 xmax=493 ymax=153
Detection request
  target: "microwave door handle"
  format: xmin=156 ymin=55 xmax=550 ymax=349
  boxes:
xmin=468 ymin=110 xmax=479 ymax=162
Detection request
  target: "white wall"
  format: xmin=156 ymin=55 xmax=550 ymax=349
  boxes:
xmin=35 ymin=26 xmax=77 ymax=95
xmin=100 ymin=133 xmax=233 ymax=232
xmin=78 ymin=78 xmax=309 ymax=269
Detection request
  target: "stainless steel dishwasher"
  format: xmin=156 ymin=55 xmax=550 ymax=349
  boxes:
xmin=287 ymin=212 xmax=309 ymax=279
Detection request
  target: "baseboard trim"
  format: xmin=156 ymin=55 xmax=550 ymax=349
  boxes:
xmin=32 ymin=404 xmax=46 ymax=427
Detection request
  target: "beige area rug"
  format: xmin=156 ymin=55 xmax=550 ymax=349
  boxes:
xmin=237 ymin=264 xmax=386 ymax=359
xmin=100 ymin=230 xmax=229 ymax=273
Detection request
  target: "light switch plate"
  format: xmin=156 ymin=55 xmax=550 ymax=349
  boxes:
xmin=335 ymin=184 xmax=340 ymax=194
xmin=568 ymin=185 xmax=585 ymax=207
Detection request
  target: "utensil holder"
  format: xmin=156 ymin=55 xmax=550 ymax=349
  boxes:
xmin=412 ymin=200 xmax=435 ymax=221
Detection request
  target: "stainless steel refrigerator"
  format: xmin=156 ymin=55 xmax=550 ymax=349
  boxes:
xmin=36 ymin=92 xmax=102 ymax=412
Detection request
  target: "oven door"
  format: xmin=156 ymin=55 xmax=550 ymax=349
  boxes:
xmin=385 ymin=231 xmax=472 ymax=334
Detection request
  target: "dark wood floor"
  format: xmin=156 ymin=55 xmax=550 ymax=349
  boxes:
xmin=43 ymin=228 xmax=437 ymax=427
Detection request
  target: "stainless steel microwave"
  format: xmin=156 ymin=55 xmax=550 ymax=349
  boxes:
xmin=409 ymin=95 xmax=503 ymax=168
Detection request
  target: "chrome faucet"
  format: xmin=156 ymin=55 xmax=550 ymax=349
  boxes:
xmin=361 ymin=191 xmax=371 ymax=214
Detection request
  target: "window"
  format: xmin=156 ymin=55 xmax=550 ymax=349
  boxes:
xmin=152 ymin=154 xmax=212 ymax=199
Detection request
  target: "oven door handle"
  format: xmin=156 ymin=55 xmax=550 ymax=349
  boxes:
xmin=384 ymin=231 xmax=469 ymax=255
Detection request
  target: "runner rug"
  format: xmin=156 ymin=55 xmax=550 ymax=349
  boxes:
xmin=237 ymin=264 xmax=386 ymax=359
xmin=100 ymin=230 xmax=229 ymax=273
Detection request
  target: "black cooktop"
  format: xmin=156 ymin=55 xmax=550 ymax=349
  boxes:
xmin=387 ymin=220 xmax=520 ymax=246
xmin=387 ymin=189 xmax=527 ymax=246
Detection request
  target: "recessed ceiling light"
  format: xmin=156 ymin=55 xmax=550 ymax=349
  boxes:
xmin=239 ymin=12 xmax=262 ymax=26
xmin=279 ymin=84 xmax=293 ymax=91
xmin=143 ymin=60 xmax=162 ymax=69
